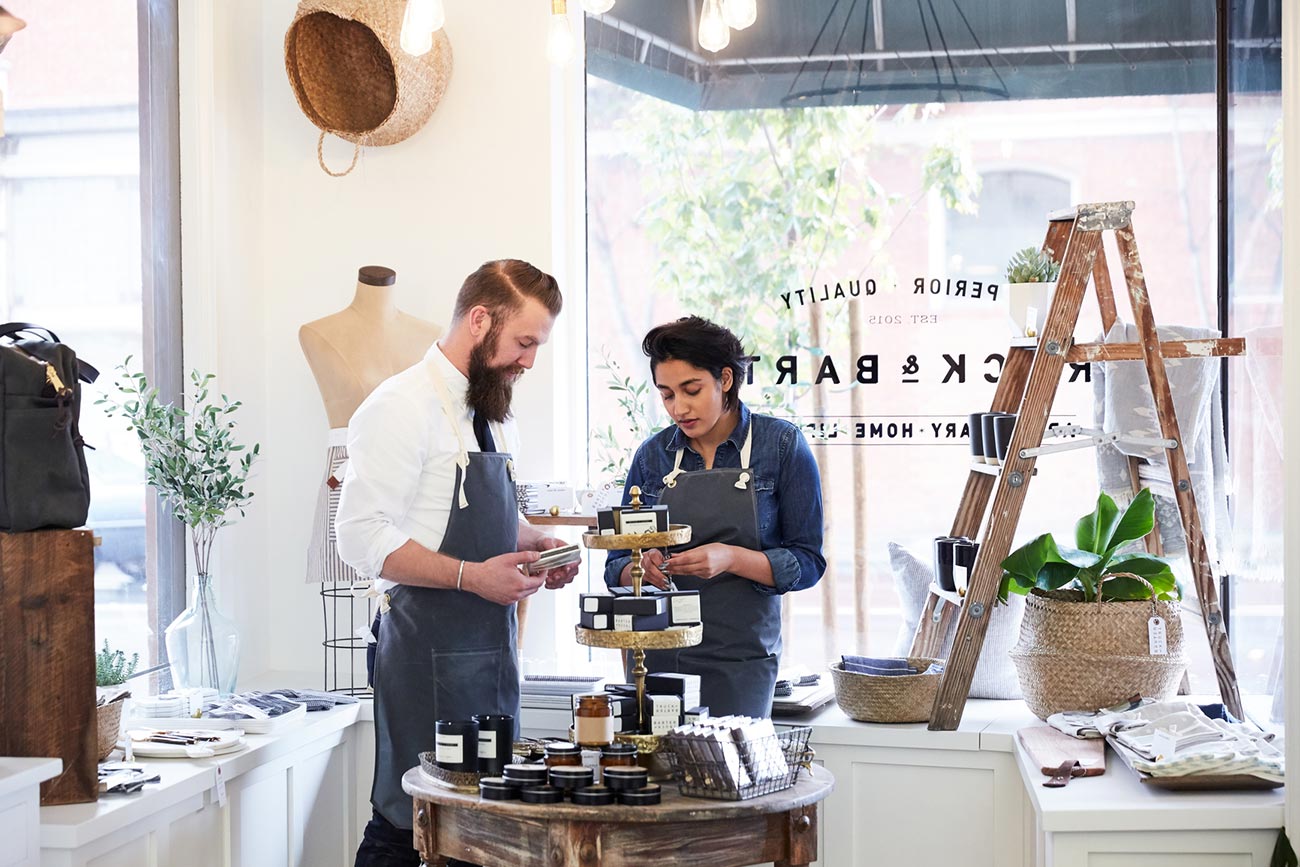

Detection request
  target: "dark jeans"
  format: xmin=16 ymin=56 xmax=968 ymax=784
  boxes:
xmin=355 ymin=810 xmax=480 ymax=867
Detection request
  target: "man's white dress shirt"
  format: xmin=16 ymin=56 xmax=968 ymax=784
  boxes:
xmin=335 ymin=343 xmax=520 ymax=593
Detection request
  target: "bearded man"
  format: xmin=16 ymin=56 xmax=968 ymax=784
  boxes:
xmin=337 ymin=259 xmax=578 ymax=867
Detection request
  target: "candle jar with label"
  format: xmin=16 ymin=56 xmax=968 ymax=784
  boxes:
xmin=434 ymin=719 xmax=479 ymax=773
xmin=574 ymin=693 xmax=615 ymax=748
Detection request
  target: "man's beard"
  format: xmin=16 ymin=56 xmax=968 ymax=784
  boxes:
xmin=466 ymin=325 xmax=522 ymax=423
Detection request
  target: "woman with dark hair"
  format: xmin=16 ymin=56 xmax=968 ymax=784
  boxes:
xmin=604 ymin=316 xmax=826 ymax=717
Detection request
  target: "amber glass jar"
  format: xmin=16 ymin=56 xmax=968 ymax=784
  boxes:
xmin=574 ymin=694 xmax=615 ymax=747
xmin=544 ymin=742 xmax=582 ymax=767
xmin=600 ymin=743 xmax=637 ymax=770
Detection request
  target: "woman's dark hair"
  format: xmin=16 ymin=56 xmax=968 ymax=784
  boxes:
xmin=642 ymin=316 xmax=749 ymax=410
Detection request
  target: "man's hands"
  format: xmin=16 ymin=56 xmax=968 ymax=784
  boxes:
xmin=461 ymin=552 xmax=545 ymax=605
xmin=531 ymin=535 xmax=581 ymax=590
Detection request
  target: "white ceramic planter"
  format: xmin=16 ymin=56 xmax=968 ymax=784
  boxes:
xmin=1007 ymin=280 xmax=1056 ymax=338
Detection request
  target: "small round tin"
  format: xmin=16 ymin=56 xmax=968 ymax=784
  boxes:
xmin=503 ymin=763 xmax=549 ymax=786
xmin=479 ymin=777 xmax=520 ymax=801
xmin=571 ymin=785 xmax=616 ymax=806
xmin=544 ymin=742 xmax=582 ymax=767
xmin=601 ymin=765 xmax=649 ymax=791
xmin=520 ymin=785 xmax=564 ymax=804
xmin=548 ymin=766 xmax=595 ymax=790
xmin=618 ymin=784 xmax=662 ymax=806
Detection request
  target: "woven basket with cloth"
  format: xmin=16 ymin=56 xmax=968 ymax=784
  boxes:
xmin=830 ymin=657 xmax=943 ymax=724
xmin=284 ymin=0 xmax=453 ymax=176
xmin=1011 ymin=576 xmax=1186 ymax=720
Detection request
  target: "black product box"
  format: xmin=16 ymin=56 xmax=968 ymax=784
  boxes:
xmin=580 ymin=610 xmax=612 ymax=630
xmin=612 ymin=610 xmax=670 ymax=632
xmin=685 ymin=705 xmax=709 ymax=724
xmin=612 ymin=587 xmax=701 ymax=626
xmin=597 ymin=505 xmax=671 ymax=536
xmin=580 ymin=593 xmax=614 ymax=615
xmin=610 ymin=696 xmax=640 ymax=733
xmin=646 ymin=672 xmax=701 ymax=711
xmin=611 ymin=595 xmax=667 ymax=617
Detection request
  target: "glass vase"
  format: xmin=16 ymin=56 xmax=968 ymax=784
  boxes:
xmin=165 ymin=572 xmax=241 ymax=695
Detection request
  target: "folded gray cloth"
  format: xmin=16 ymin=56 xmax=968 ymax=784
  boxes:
xmin=265 ymin=688 xmax=360 ymax=712
xmin=841 ymin=655 xmax=944 ymax=676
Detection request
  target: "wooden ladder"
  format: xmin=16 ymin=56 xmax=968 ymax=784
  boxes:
xmin=909 ymin=200 xmax=1247 ymax=730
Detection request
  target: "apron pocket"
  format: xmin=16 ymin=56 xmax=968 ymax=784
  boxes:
xmin=430 ymin=646 xmax=508 ymax=720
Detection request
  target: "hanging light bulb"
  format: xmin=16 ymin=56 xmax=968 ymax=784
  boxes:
xmin=722 ymin=0 xmax=756 ymax=30
xmin=582 ymin=0 xmax=615 ymax=13
xmin=547 ymin=0 xmax=576 ymax=66
xmin=399 ymin=0 xmax=445 ymax=57
xmin=697 ymin=0 xmax=730 ymax=52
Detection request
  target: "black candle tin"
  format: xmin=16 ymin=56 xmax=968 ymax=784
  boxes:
xmin=520 ymin=785 xmax=564 ymax=804
xmin=571 ymin=785 xmax=616 ymax=806
xmin=472 ymin=713 xmax=515 ymax=776
xmin=993 ymin=413 xmax=1018 ymax=464
xmin=479 ymin=777 xmax=521 ymax=801
xmin=549 ymin=766 xmax=595 ymax=790
xmin=503 ymin=763 xmax=549 ymax=786
xmin=602 ymin=765 xmax=649 ymax=791
xmin=618 ymin=784 xmax=662 ymax=805
xmin=434 ymin=719 xmax=479 ymax=772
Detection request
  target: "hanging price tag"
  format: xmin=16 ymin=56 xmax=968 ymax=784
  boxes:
xmin=1148 ymin=616 xmax=1168 ymax=656
xmin=215 ymin=764 xmax=228 ymax=807
xmin=1152 ymin=728 xmax=1177 ymax=762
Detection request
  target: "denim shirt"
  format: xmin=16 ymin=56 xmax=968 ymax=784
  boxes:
xmin=602 ymin=402 xmax=826 ymax=596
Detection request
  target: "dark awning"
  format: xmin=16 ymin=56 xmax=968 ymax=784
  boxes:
xmin=585 ymin=0 xmax=1282 ymax=110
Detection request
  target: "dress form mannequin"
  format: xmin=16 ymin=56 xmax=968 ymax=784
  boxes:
xmin=300 ymin=266 xmax=441 ymax=693
xmin=299 ymin=265 xmax=442 ymax=428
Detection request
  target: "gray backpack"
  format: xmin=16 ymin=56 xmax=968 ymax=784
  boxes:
xmin=0 ymin=323 xmax=98 ymax=531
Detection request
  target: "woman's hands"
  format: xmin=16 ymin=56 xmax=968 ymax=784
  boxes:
xmin=621 ymin=543 xmax=736 ymax=587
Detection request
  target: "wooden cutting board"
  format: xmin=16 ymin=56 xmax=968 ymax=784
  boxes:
xmin=1017 ymin=725 xmax=1105 ymax=777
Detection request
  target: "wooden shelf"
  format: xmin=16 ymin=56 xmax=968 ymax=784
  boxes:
xmin=524 ymin=514 xmax=597 ymax=528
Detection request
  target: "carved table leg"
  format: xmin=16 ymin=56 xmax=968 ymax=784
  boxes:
xmin=775 ymin=804 xmax=818 ymax=867
xmin=414 ymin=799 xmax=440 ymax=865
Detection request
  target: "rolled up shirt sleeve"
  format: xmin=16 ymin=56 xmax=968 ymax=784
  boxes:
xmin=335 ymin=389 xmax=428 ymax=579
xmin=756 ymin=426 xmax=826 ymax=596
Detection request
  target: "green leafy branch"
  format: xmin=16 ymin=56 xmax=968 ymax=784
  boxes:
xmin=592 ymin=347 xmax=661 ymax=484
xmin=97 ymin=359 xmax=261 ymax=576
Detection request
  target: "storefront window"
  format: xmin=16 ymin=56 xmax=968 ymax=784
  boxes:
xmin=582 ymin=1 xmax=1280 ymax=700
xmin=1 ymin=2 xmax=171 ymax=669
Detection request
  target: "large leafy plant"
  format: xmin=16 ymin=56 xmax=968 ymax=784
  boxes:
xmin=998 ymin=489 xmax=1180 ymax=603
xmin=98 ymin=361 xmax=260 ymax=577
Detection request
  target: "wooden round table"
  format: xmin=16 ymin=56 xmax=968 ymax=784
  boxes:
xmin=403 ymin=764 xmax=835 ymax=867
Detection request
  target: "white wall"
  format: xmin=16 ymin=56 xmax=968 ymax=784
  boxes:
xmin=179 ymin=0 xmax=584 ymax=683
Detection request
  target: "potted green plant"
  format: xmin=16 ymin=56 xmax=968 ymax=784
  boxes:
xmin=1005 ymin=246 xmax=1061 ymax=339
xmin=99 ymin=364 xmax=260 ymax=695
xmin=95 ymin=640 xmax=138 ymax=760
xmin=1000 ymin=488 xmax=1187 ymax=719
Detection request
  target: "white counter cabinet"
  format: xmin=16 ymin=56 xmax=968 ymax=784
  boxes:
xmin=0 ymin=758 xmax=62 ymax=867
xmin=38 ymin=704 xmax=363 ymax=867
xmin=35 ymin=694 xmax=1284 ymax=866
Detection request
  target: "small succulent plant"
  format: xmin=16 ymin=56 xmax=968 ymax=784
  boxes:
xmin=96 ymin=640 xmax=140 ymax=687
xmin=1006 ymin=246 xmax=1061 ymax=284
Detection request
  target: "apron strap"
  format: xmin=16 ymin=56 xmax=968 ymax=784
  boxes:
xmin=735 ymin=422 xmax=754 ymax=490
xmin=663 ymin=447 xmax=687 ymax=488
xmin=663 ymin=419 xmax=755 ymax=489
xmin=424 ymin=352 xmax=473 ymax=509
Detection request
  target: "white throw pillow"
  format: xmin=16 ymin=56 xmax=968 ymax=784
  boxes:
xmin=889 ymin=541 xmax=1024 ymax=700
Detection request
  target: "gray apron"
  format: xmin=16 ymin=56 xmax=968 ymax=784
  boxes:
xmin=643 ymin=425 xmax=780 ymax=717
xmin=370 ymin=363 xmax=520 ymax=829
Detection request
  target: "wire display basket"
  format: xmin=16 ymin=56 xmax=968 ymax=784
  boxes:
xmin=661 ymin=725 xmax=814 ymax=801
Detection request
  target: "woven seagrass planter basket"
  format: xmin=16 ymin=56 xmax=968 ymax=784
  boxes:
xmin=1010 ymin=588 xmax=1186 ymax=720
xmin=284 ymin=0 xmax=453 ymax=175
xmin=830 ymin=657 xmax=942 ymax=724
